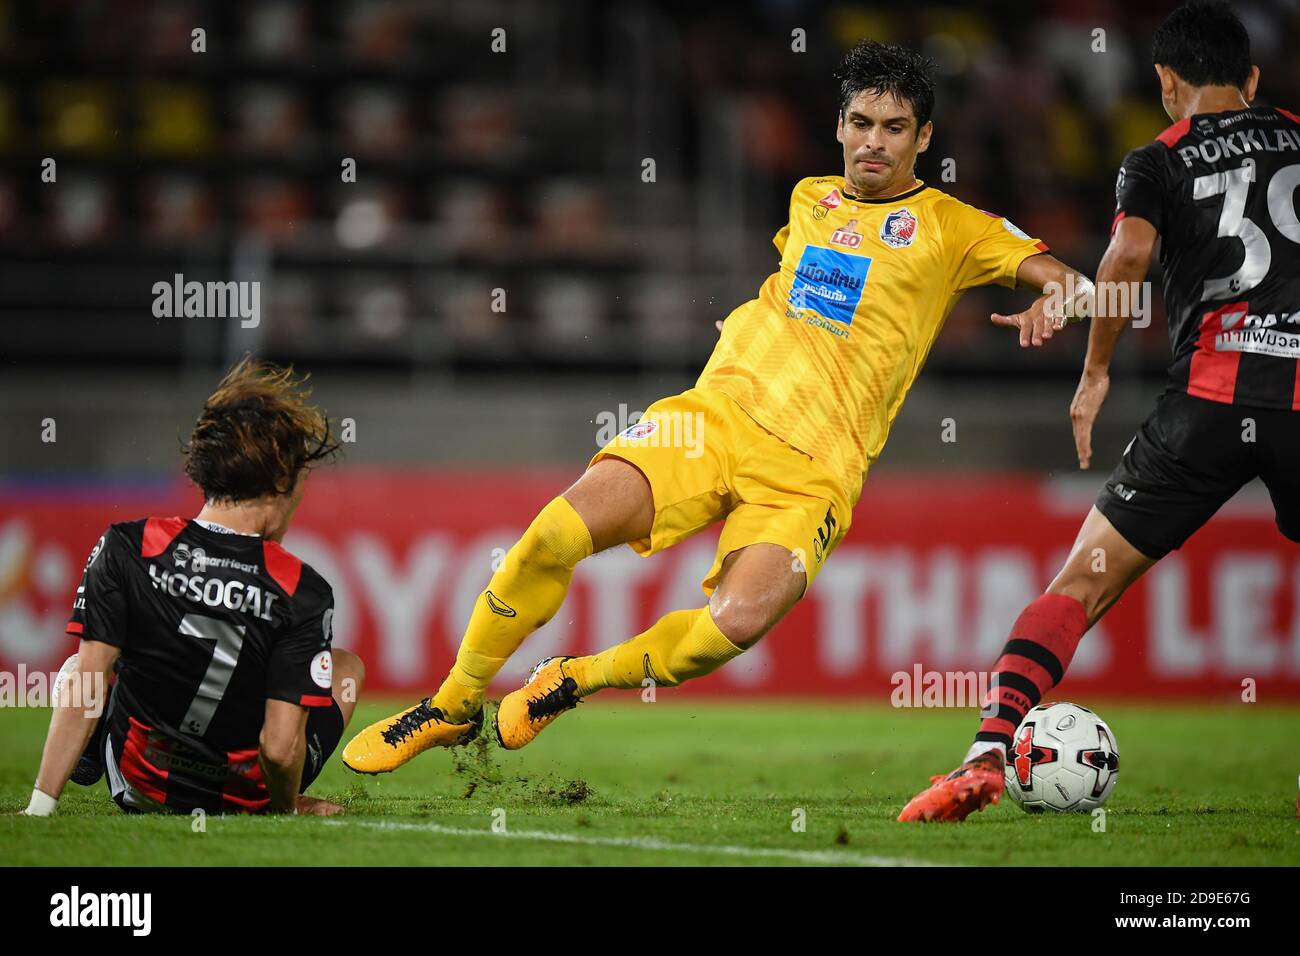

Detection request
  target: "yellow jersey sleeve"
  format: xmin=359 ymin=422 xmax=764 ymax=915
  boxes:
xmin=945 ymin=203 xmax=1049 ymax=292
xmin=772 ymin=222 xmax=791 ymax=257
xmin=772 ymin=177 xmax=809 ymax=256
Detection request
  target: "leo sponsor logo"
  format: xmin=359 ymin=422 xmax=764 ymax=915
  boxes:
xmin=829 ymin=219 xmax=863 ymax=249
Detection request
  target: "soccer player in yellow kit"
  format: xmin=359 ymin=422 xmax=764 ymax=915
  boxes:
xmin=342 ymin=40 xmax=1095 ymax=773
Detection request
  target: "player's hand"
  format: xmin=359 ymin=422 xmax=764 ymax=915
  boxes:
xmin=991 ymin=293 xmax=1065 ymax=348
xmin=715 ymin=320 xmax=724 ymax=333
xmin=1069 ymin=369 xmax=1110 ymax=469
xmin=294 ymin=794 xmax=345 ymax=816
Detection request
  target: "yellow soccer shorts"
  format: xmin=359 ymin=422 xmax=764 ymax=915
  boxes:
xmin=588 ymin=387 xmax=853 ymax=597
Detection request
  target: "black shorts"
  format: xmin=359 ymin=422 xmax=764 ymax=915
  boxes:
xmin=105 ymin=696 xmax=344 ymax=813
xmin=301 ymin=700 xmax=345 ymax=791
xmin=1097 ymin=389 xmax=1300 ymax=560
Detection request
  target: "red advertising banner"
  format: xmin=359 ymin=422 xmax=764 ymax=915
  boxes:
xmin=2 ymin=470 xmax=1298 ymax=699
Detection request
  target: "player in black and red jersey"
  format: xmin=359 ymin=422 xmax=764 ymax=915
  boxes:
xmin=901 ymin=0 xmax=1300 ymax=821
xmin=22 ymin=357 xmax=365 ymax=817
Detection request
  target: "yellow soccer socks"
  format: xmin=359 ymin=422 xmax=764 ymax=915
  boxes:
xmin=433 ymin=495 xmax=593 ymax=721
xmin=568 ymin=605 xmax=744 ymax=695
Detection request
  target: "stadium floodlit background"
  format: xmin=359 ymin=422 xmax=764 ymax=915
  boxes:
xmin=3 ymin=0 xmax=1300 ymax=705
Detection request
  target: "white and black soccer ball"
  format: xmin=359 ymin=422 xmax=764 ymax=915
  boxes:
xmin=1004 ymin=702 xmax=1119 ymax=813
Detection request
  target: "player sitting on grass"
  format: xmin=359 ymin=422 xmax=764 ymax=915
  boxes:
xmin=343 ymin=39 xmax=1095 ymax=774
xmin=22 ymin=357 xmax=363 ymax=817
xmin=900 ymin=0 xmax=1300 ymax=823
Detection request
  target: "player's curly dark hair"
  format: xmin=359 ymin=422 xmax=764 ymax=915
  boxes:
xmin=836 ymin=40 xmax=937 ymax=131
xmin=1151 ymin=0 xmax=1251 ymax=89
xmin=183 ymin=355 xmax=339 ymax=503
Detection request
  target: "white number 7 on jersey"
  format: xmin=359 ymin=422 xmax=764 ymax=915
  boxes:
xmin=178 ymin=613 xmax=246 ymax=737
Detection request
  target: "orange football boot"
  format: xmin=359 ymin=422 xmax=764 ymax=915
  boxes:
xmin=342 ymin=698 xmax=482 ymax=774
xmin=494 ymin=657 xmax=581 ymax=750
xmin=897 ymin=749 xmax=1005 ymax=822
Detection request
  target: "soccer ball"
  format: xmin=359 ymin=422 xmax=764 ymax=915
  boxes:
xmin=1004 ymin=702 xmax=1119 ymax=813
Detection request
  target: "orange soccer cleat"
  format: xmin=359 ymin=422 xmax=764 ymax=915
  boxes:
xmin=897 ymin=749 xmax=1006 ymax=823
xmin=494 ymin=657 xmax=581 ymax=750
xmin=342 ymin=698 xmax=482 ymax=774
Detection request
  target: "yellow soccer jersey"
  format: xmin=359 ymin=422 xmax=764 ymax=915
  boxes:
xmin=696 ymin=175 xmax=1048 ymax=503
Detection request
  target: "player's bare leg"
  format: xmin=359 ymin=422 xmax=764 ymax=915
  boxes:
xmin=330 ymin=648 xmax=366 ymax=728
xmin=342 ymin=458 xmax=652 ymax=773
xmin=898 ymin=507 xmax=1154 ymax=822
xmin=1043 ymin=506 xmax=1157 ymax=628
xmin=496 ymin=542 xmax=805 ymax=749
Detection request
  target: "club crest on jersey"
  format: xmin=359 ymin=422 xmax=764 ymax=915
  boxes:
xmin=830 ymin=219 xmax=863 ymax=249
xmin=879 ymin=208 xmax=917 ymax=248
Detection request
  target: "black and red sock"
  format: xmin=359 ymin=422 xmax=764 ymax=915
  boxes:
xmin=971 ymin=593 xmax=1089 ymax=758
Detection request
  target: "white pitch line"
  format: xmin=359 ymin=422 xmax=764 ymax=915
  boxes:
xmin=324 ymin=819 xmax=950 ymax=867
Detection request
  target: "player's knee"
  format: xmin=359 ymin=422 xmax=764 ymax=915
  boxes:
xmin=1045 ymin=577 xmax=1107 ymax=628
xmin=708 ymin=594 xmax=776 ymax=649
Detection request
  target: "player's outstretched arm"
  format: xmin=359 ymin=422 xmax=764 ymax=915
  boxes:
xmin=259 ymin=699 xmax=343 ymax=815
xmin=1070 ymin=215 xmax=1158 ymax=469
xmin=25 ymin=639 xmax=119 ymax=816
xmin=990 ymin=253 xmax=1096 ymax=348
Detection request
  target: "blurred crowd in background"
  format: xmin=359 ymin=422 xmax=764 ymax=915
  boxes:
xmin=3 ymin=0 xmax=1300 ymax=385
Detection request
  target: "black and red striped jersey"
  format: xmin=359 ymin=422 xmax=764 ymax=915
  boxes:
xmin=1115 ymin=105 xmax=1300 ymax=409
xmin=68 ymin=516 xmax=335 ymax=814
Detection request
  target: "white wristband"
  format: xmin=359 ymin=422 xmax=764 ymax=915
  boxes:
xmin=1066 ymin=277 xmax=1096 ymax=321
xmin=22 ymin=787 xmax=58 ymax=817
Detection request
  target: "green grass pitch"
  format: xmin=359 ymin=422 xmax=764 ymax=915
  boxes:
xmin=2 ymin=698 xmax=1297 ymax=866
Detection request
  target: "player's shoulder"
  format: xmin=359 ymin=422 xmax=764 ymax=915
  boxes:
xmin=1148 ymin=106 xmax=1300 ymax=152
xmin=93 ymin=516 xmax=159 ymax=558
xmin=921 ymin=188 xmax=1045 ymax=250
xmin=921 ymin=187 xmax=1007 ymax=227
xmin=262 ymin=537 xmax=332 ymax=607
xmin=920 ymin=186 xmax=979 ymax=214
xmin=1120 ymin=136 xmax=1172 ymax=176
xmin=789 ymin=174 xmax=844 ymax=201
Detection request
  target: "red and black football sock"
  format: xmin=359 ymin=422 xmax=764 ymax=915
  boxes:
xmin=968 ymin=593 xmax=1089 ymax=761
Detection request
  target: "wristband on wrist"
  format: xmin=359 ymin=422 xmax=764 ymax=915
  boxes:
xmin=1065 ymin=276 xmax=1096 ymax=321
xmin=23 ymin=787 xmax=58 ymax=817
